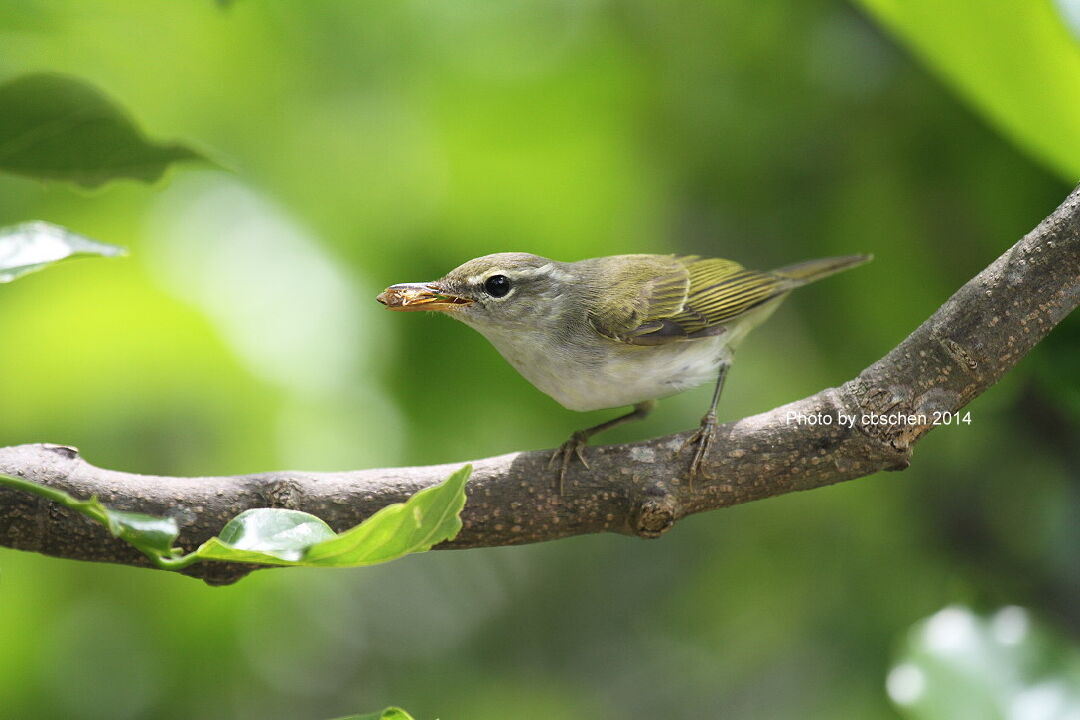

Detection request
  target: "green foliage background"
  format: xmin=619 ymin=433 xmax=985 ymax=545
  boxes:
xmin=0 ymin=1 xmax=1077 ymax=718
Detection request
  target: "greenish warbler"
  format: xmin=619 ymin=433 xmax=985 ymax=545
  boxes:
xmin=377 ymin=252 xmax=870 ymax=488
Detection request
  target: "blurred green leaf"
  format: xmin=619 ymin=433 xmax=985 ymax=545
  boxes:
xmin=888 ymin=606 xmax=1080 ymax=719
xmin=0 ymin=465 xmax=470 ymax=572
xmin=856 ymin=0 xmax=1080 ymax=181
xmin=331 ymin=708 xmax=416 ymax=720
xmin=0 ymin=221 xmax=125 ymax=283
xmin=0 ymin=73 xmax=207 ymax=187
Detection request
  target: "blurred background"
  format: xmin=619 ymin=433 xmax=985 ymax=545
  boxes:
xmin=1 ymin=0 xmax=1078 ymax=718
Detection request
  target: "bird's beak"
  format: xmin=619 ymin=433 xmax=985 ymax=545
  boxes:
xmin=376 ymin=282 xmax=473 ymax=312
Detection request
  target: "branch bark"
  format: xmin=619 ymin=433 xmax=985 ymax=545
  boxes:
xmin=3 ymin=186 xmax=1079 ymax=585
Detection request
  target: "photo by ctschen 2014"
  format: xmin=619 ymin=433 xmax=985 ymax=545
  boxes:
xmin=785 ymin=410 xmax=973 ymax=428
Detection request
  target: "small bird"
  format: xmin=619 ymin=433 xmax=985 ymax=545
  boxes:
xmin=377 ymin=252 xmax=870 ymax=489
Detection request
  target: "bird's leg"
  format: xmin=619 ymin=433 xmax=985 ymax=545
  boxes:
xmin=680 ymin=362 xmax=729 ymax=486
xmin=549 ymin=400 xmax=656 ymax=493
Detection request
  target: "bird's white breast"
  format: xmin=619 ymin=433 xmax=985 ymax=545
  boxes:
xmin=474 ymin=325 xmax=732 ymax=412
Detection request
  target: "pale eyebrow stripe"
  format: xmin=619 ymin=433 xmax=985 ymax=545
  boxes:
xmin=513 ymin=264 xmax=569 ymax=281
xmin=467 ymin=263 xmax=567 ymax=285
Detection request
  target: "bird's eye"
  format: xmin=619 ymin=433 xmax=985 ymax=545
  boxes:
xmin=483 ymin=274 xmax=512 ymax=298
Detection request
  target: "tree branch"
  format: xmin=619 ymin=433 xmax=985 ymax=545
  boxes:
xmin=3 ymin=186 xmax=1079 ymax=585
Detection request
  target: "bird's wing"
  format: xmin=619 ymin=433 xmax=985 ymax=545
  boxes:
xmin=585 ymin=255 xmax=690 ymax=344
xmin=589 ymin=255 xmax=789 ymax=346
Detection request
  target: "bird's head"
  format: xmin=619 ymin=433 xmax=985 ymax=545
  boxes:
xmin=376 ymin=253 xmax=573 ymax=331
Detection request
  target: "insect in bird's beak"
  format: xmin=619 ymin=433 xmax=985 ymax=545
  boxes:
xmin=376 ymin=282 xmax=473 ymax=312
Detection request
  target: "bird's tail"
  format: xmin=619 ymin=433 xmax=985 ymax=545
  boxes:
xmin=771 ymin=254 xmax=872 ymax=287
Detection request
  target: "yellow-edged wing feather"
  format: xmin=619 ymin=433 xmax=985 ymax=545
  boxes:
xmin=588 ymin=253 xmax=870 ymax=346
xmin=669 ymin=257 xmax=786 ymax=335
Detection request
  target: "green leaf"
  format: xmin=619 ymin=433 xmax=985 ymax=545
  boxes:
xmin=855 ymin=0 xmax=1080 ymax=181
xmin=0 ymin=472 xmax=180 ymax=559
xmin=216 ymin=508 xmax=338 ymax=560
xmin=98 ymin=507 xmax=181 ymax=557
xmin=0 ymin=465 xmax=471 ymax=573
xmin=189 ymin=509 xmax=338 ymax=564
xmin=183 ymin=464 xmax=471 ymax=568
xmin=300 ymin=464 xmax=470 ymax=566
xmin=330 ymin=709 xmax=417 ymax=720
xmin=0 ymin=72 xmax=207 ymax=187
xmin=0 ymin=221 xmax=125 ymax=283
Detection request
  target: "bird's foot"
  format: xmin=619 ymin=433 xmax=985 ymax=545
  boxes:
xmin=680 ymin=412 xmax=717 ymax=487
xmin=548 ymin=430 xmax=591 ymax=493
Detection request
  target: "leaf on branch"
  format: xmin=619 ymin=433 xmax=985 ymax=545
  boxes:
xmin=0 ymin=465 xmax=471 ymax=573
xmin=0 ymin=72 xmax=209 ymax=187
xmin=331 ymin=708 xmax=417 ymax=720
xmin=93 ymin=506 xmax=182 ymax=558
xmin=0 ymin=471 xmax=181 ymax=558
xmin=210 ymin=509 xmax=338 ymax=562
xmin=187 ymin=464 xmax=472 ymax=567
xmin=0 ymin=221 xmax=126 ymax=283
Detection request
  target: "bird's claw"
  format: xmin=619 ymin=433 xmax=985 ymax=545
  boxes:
xmin=680 ymin=412 xmax=717 ymax=487
xmin=548 ymin=430 xmax=591 ymax=493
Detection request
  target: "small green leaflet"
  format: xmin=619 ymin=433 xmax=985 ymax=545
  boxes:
xmin=0 ymin=221 xmax=126 ymax=283
xmin=330 ymin=708 xmax=417 ymax=720
xmin=0 ymin=472 xmax=180 ymax=561
xmin=0 ymin=72 xmax=208 ymax=187
xmin=0 ymin=466 xmax=470 ymax=573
